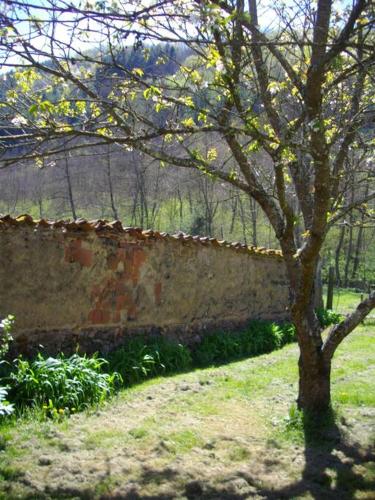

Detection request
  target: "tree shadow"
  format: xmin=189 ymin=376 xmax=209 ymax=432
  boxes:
xmin=258 ymin=409 xmax=375 ymax=499
xmin=107 ymin=409 xmax=374 ymax=500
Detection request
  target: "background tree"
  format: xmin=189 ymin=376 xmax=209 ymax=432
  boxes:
xmin=0 ymin=0 xmax=374 ymax=413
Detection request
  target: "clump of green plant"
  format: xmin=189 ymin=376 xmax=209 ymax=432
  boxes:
xmin=279 ymin=322 xmax=297 ymax=345
xmin=107 ymin=322 xmax=296 ymax=381
xmin=192 ymin=320 xmax=296 ymax=367
xmin=191 ymin=330 xmax=243 ymax=367
xmin=107 ymin=336 xmax=192 ymax=385
xmin=6 ymin=353 xmax=121 ymax=414
xmin=0 ymin=315 xmax=15 ymax=418
xmin=316 ymin=308 xmax=342 ymax=328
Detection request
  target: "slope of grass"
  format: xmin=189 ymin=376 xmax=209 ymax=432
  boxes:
xmin=0 ymin=288 xmax=373 ymax=498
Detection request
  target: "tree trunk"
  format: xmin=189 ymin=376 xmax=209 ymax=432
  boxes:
xmin=238 ymin=195 xmax=247 ymax=245
xmin=326 ymin=266 xmax=335 ymax=310
xmin=229 ymin=195 xmax=237 ymax=235
xmin=335 ymin=225 xmax=345 ymax=286
xmin=64 ymin=154 xmax=77 ymax=220
xmin=177 ymin=187 xmax=183 ymax=227
xmin=285 ymin=251 xmax=330 ymax=413
xmin=344 ymin=185 xmax=355 ymax=287
xmin=297 ymin=353 xmax=331 ymax=412
xmin=249 ymin=197 xmax=258 ymax=246
xmin=106 ymin=147 xmax=118 ymax=220
xmin=351 ymin=224 xmax=363 ymax=281
xmin=344 ymin=224 xmax=353 ymax=288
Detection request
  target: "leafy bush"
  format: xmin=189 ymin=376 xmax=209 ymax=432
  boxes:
xmin=192 ymin=320 xmax=296 ymax=367
xmin=242 ymin=320 xmax=284 ymax=354
xmin=147 ymin=337 xmax=192 ymax=373
xmin=107 ymin=336 xmax=192 ymax=385
xmin=6 ymin=353 xmax=120 ymax=413
xmin=108 ymin=321 xmax=297 ymax=377
xmin=316 ymin=308 xmax=342 ymax=328
xmin=279 ymin=323 xmax=297 ymax=345
xmin=191 ymin=330 xmax=242 ymax=367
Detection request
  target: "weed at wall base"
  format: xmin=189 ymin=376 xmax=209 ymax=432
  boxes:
xmin=1 ymin=309 xmax=339 ymax=419
xmin=5 ymin=353 xmax=121 ymax=415
xmin=106 ymin=336 xmax=192 ymax=386
xmin=191 ymin=320 xmax=296 ymax=367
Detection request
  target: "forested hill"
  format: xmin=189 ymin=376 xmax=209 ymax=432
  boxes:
xmin=0 ymin=43 xmax=192 ymax=116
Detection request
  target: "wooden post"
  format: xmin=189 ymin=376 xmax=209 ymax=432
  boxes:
xmin=326 ymin=266 xmax=335 ymax=310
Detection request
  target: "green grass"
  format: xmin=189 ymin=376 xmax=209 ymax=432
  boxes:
xmin=324 ymin=286 xmax=373 ymax=317
xmin=162 ymin=429 xmax=204 ymax=454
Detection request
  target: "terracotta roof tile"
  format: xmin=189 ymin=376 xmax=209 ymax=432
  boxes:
xmin=0 ymin=214 xmax=283 ymax=259
xmin=16 ymin=214 xmax=34 ymax=225
xmin=36 ymin=219 xmax=50 ymax=228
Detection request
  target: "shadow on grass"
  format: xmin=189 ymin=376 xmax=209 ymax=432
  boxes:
xmin=2 ymin=411 xmax=374 ymax=500
xmin=255 ymin=410 xmax=375 ymax=500
xmin=107 ymin=409 xmax=375 ymax=500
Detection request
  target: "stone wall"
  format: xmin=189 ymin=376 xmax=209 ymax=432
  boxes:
xmin=0 ymin=215 xmax=289 ymax=355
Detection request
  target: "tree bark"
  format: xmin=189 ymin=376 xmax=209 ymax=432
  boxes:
xmin=229 ymin=194 xmax=238 ymax=235
xmin=326 ymin=266 xmax=335 ymax=310
xmin=64 ymin=154 xmax=77 ymax=220
xmin=343 ymin=183 xmax=355 ymax=286
xmin=249 ymin=196 xmax=257 ymax=246
xmin=298 ymin=353 xmax=331 ymax=412
xmin=351 ymin=224 xmax=363 ymax=282
xmin=323 ymin=291 xmax=375 ymax=358
xmin=238 ymin=195 xmax=247 ymax=245
xmin=335 ymin=225 xmax=346 ymax=286
xmin=106 ymin=146 xmax=118 ymax=220
xmin=351 ymin=182 xmax=368 ymax=281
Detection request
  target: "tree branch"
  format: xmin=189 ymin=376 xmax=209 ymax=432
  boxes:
xmin=322 ymin=0 xmax=369 ymax=67
xmin=323 ymin=291 xmax=375 ymax=359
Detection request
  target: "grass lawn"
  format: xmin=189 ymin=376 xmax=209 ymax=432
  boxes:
xmin=324 ymin=286 xmax=375 ymax=317
xmin=0 ymin=290 xmax=374 ymax=499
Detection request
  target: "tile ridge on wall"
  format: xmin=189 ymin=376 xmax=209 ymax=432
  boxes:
xmin=0 ymin=214 xmax=283 ymax=259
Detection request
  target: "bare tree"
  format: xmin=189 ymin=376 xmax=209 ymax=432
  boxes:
xmin=63 ymin=152 xmax=77 ymax=219
xmin=105 ymin=145 xmax=119 ymax=220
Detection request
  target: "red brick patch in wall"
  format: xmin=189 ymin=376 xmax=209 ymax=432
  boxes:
xmin=88 ymin=309 xmax=111 ymax=324
xmin=154 ymin=282 xmax=162 ymax=306
xmin=106 ymin=245 xmax=146 ymax=285
xmin=65 ymin=239 xmax=93 ymax=267
xmin=88 ymin=244 xmax=147 ymax=326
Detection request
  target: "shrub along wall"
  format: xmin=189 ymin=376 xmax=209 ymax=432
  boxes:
xmin=0 ymin=215 xmax=289 ymax=355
